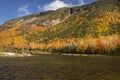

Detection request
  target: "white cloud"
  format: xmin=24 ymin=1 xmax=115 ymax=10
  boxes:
xmin=18 ymin=4 xmax=31 ymax=16
xmin=79 ymin=0 xmax=85 ymax=6
xmin=38 ymin=0 xmax=86 ymax=11
xmin=43 ymin=0 xmax=69 ymax=11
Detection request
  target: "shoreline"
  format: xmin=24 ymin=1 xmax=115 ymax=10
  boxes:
xmin=0 ymin=52 xmax=120 ymax=57
xmin=0 ymin=52 xmax=31 ymax=57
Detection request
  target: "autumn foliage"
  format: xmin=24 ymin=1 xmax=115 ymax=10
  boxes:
xmin=29 ymin=24 xmax=45 ymax=32
xmin=10 ymin=35 xmax=120 ymax=55
xmin=0 ymin=0 xmax=120 ymax=55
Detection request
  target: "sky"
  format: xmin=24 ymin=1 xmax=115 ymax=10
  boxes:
xmin=0 ymin=0 xmax=96 ymax=25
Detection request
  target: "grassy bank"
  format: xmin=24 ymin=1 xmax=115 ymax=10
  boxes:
xmin=0 ymin=54 xmax=120 ymax=80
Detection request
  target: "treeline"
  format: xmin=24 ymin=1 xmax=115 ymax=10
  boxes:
xmin=13 ymin=35 xmax=120 ymax=55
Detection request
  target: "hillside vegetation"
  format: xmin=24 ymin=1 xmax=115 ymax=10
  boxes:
xmin=0 ymin=0 xmax=120 ymax=55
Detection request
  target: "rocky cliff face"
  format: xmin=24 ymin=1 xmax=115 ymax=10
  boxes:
xmin=1 ymin=8 xmax=70 ymax=29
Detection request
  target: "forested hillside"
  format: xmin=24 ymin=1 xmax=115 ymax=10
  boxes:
xmin=0 ymin=0 xmax=120 ymax=55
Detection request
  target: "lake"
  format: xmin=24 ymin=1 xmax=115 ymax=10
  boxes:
xmin=0 ymin=54 xmax=120 ymax=80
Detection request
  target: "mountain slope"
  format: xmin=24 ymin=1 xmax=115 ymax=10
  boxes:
xmin=0 ymin=7 xmax=70 ymax=30
xmin=0 ymin=0 xmax=120 ymax=55
xmin=43 ymin=0 xmax=120 ymax=40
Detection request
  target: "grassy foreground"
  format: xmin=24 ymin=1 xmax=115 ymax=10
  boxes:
xmin=0 ymin=54 xmax=120 ymax=80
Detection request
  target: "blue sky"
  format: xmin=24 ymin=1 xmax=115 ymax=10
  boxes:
xmin=0 ymin=0 xmax=96 ymax=25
